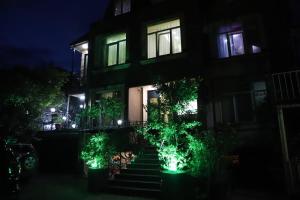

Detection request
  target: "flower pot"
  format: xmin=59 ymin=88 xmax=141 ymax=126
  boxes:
xmin=161 ymin=171 xmax=195 ymax=200
xmin=87 ymin=168 xmax=108 ymax=193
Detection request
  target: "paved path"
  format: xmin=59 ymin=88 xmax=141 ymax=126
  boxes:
xmin=4 ymin=173 xmax=297 ymax=200
xmin=18 ymin=173 xmax=155 ymax=200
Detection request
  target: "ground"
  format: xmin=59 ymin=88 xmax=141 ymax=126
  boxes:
xmin=1 ymin=172 xmax=296 ymax=200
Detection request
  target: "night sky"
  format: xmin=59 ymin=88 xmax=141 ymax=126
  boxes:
xmin=0 ymin=0 xmax=109 ymax=72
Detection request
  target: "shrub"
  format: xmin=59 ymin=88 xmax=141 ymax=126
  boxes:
xmin=81 ymin=132 xmax=115 ymax=169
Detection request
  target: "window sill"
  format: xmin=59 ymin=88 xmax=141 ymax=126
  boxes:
xmin=139 ymin=52 xmax=186 ymax=65
xmin=215 ymin=52 xmax=264 ymax=61
xmin=103 ymin=63 xmax=130 ymax=72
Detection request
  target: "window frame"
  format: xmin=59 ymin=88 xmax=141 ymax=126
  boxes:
xmin=114 ymin=0 xmax=131 ymax=16
xmin=217 ymin=27 xmax=245 ymax=58
xmin=147 ymin=20 xmax=182 ymax=59
xmin=106 ymin=38 xmax=126 ymax=67
xmin=218 ymin=91 xmax=256 ymax=124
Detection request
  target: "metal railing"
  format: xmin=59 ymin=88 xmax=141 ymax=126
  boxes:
xmin=271 ymin=70 xmax=300 ymax=104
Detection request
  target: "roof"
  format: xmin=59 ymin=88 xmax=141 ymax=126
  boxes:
xmin=70 ymin=33 xmax=89 ymax=47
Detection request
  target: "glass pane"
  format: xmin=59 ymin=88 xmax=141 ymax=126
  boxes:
xmin=114 ymin=0 xmax=122 ymax=16
xmin=218 ymin=34 xmax=229 ymax=58
xmin=147 ymin=34 xmax=156 ymax=58
xmin=235 ymin=93 xmax=254 ymax=122
xmin=252 ymin=45 xmax=261 ymax=54
xmin=118 ymin=41 xmax=126 ymax=64
xmin=158 ymin=32 xmax=170 ymax=56
xmin=122 ymin=0 xmax=131 ymax=13
xmin=221 ymin=96 xmax=235 ymax=123
xmin=108 ymin=44 xmax=117 ymax=66
xmin=147 ymin=19 xmax=180 ymax=34
xmin=229 ymin=32 xmax=245 ymax=56
xmin=172 ymin=28 xmax=182 ymax=54
xmin=107 ymin=33 xmax=126 ymax=44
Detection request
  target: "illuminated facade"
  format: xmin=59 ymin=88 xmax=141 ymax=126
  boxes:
xmin=68 ymin=0 xmax=300 ymax=194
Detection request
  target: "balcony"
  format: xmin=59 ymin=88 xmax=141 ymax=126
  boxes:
xmin=271 ymin=70 xmax=300 ymax=106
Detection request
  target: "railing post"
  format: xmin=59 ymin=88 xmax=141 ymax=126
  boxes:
xmin=277 ymin=106 xmax=295 ymax=195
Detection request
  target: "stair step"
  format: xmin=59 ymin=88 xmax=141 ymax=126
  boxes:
xmin=115 ymin=173 xmax=161 ymax=182
xmin=140 ymin=153 xmax=158 ymax=159
xmin=106 ymin=185 xmax=161 ymax=197
xmin=108 ymin=179 xmax=161 ymax=189
xmin=121 ymin=168 xmax=161 ymax=176
xmin=129 ymin=163 xmax=161 ymax=169
xmin=134 ymin=158 xmax=160 ymax=164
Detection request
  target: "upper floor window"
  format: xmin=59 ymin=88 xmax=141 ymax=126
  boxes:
xmin=114 ymin=0 xmax=131 ymax=16
xmin=147 ymin=19 xmax=182 ymax=59
xmin=106 ymin=33 xmax=126 ymax=66
xmin=217 ymin=23 xmax=245 ymax=58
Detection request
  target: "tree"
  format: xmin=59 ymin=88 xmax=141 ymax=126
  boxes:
xmin=137 ymin=77 xmax=237 ymax=177
xmin=0 ymin=66 xmax=68 ymax=134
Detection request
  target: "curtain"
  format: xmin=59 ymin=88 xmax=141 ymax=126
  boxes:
xmin=118 ymin=41 xmax=126 ymax=64
xmin=147 ymin=34 xmax=156 ymax=58
xmin=229 ymin=33 xmax=244 ymax=56
xmin=108 ymin=44 xmax=117 ymax=66
xmin=158 ymin=31 xmax=170 ymax=56
xmin=218 ymin=34 xmax=229 ymax=58
xmin=172 ymin=28 xmax=182 ymax=54
xmin=122 ymin=0 xmax=131 ymax=13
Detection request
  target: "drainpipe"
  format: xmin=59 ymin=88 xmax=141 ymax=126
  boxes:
xmin=277 ymin=105 xmax=295 ymax=195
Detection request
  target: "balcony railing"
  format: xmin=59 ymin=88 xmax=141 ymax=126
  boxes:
xmin=271 ymin=70 xmax=300 ymax=105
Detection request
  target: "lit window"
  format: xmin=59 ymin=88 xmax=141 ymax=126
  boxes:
xmin=106 ymin=33 xmax=126 ymax=66
xmin=217 ymin=23 xmax=245 ymax=58
xmin=147 ymin=19 xmax=182 ymax=58
xmin=252 ymin=45 xmax=261 ymax=54
xmin=114 ymin=0 xmax=131 ymax=16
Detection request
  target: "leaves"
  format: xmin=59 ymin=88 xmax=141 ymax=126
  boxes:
xmin=81 ymin=132 xmax=115 ymax=169
xmin=0 ymin=67 xmax=68 ymax=132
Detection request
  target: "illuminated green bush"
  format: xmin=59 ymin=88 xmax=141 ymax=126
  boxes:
xmin=81 ymin=132 xmax=115 ymax=169
xmin=137 ymin=78 xmax=202 ymax=173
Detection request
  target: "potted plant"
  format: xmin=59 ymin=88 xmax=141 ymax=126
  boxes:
xmin=81 ymin=132 xmax=115 ymax=193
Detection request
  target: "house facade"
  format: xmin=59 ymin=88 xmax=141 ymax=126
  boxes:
xmin=71 ymin=0 xmax=291 ymax=130
xmin=69 ymin=0 xmax=300 ymax=193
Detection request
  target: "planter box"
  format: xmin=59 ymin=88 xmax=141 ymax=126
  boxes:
xmin=161 ymin=171 xmax=195 ymax=200
xmin=88 ymin=168 xmax=108 ymax=193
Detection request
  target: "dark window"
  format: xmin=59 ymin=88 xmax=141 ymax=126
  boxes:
xmin=114 ymin=0 xmax=131 ymax=16
xmin=220 ymin=92 xmax=254 ymax=123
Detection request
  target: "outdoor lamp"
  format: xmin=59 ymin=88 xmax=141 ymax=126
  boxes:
xmin=50 ymin=108 xmax=56 ymax=113
xmin=117 ymin=119 xmax=123 ymax=126
xmin=79 ymin=95 xmax=85 ymax=101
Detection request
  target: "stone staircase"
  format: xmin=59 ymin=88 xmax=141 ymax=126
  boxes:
xmin=106 ymin=146 xmax=162 ymax=197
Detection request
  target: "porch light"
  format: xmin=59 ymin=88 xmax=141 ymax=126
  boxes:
xmin=50 ymin=108 xmax=56 ymax=113
xmin=79 ymin=95 xmax=85 ymax=101
xmin=71 ymin=124 xmax=76 ymax=129
xmin=80 ymin=104 xmax=84 ymax=109
xmin=82 ymin=43 xmax=88 ymax=50
xmin=62 ymin=116 xmax=67 ymax=121
xmin=117 ymin=119 xmax=123 ymax=126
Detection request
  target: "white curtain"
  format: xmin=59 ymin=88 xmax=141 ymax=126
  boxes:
xmin=172 ymin=28 xmax=182 ymax=54
xmin=118 ymin=41 xmax=126 ymax=64
xmin=229 ymin=33 xmax=244 ymax=56
xmin=218 ymin=34 xmax=229 ymax=58
xmin=147 ymin=34 xmax=156 ymax=58
xmin=158 ymin=32 xmax=170 ymax=56
xmin=108 ymin=44 xmax=117 ymax=66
